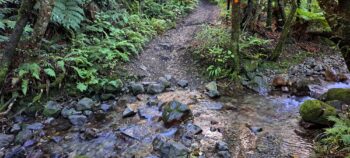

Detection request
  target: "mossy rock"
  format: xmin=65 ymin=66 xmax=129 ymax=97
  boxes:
xmin=320 ymin=88 xmax=350 ymax=104
xmin=299 ymin=100 xmax=337 ymax=125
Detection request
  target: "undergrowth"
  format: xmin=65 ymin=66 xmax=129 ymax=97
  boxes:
xmin=0 ymin=0 xmax=198 ymax=109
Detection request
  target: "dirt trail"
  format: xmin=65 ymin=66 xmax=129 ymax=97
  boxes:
xmin=125 ymin=0 xmax=220 ymax=88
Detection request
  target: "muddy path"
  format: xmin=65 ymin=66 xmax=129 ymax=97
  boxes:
xmin=125 ymin=0 xmax=220 ymax=88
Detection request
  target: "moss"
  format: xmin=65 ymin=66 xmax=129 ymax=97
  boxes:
xmin=320 ymin=88 xmax=350 ymax=104
xmin=300 ymin=100 xmax=337 ymax=125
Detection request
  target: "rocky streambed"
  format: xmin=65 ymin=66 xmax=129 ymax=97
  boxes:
xmin=1 ymin=74 xmax=335 ymax=158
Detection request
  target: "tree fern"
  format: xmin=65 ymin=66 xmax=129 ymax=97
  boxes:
xmin=51 ymin=0 xmax=85 ymax=30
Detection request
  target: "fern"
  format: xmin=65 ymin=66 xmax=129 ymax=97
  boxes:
xmin=51 ymin=0 xmax=85 ymax=30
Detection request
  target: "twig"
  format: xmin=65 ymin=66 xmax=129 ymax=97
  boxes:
xmin=0 ymin=97 xmax=17 ymax=117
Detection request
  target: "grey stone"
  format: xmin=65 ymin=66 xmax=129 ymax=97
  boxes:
xmin=61 ymin=107 xmax=82 ymax=118
xmin=147 ymin=83 xmax=165 ymax=94
xmin=0 ymin=134 xmax=14 ymax=148
xmin=43 ymin=101 xmax=62 ymax=117
xmin=216 ymin=141 xmax=229 ymax=151
xmin=205 ymin=81 xmax=220 ymax=98
xmin=83 ymin=110 xmax=93 ymax=117
xmin=159 ymin=77 xmax=171 ymax=88
xmin=217 ymin=151 xmax=231 ymax=158
xmin=165 ymin=75 xmax=172 ymax=81
xmin=119 ymin=125 xmax=151 ymax=140
xmin=100 ymin=93 xmax=115 ymax=101
xmin=15 ymin=129 xmax=33 ymax=144
xmin=27 ymin=123 xmax=44 ymax=130
xmin=177 ymin=80 xmax=189 ymax=88
xmin=100 ymin=103 xmax=112 ymax=112
xmin=68 ymin=115 xmax=87 ymax=126
xmin=162 ymin=101 xmax=192 ymax=127
xmin=184 ymin=123 xmax=202 ymax=136
xmin=76 ymin=98 xmax=94 ymax=111
xmin=122 ymin=105 xmax=137 ymax=118
xmin=10 ymin=124 xmax=21 ymax=133
xmin=160 ymin=141 xmax=190 ymax=158
xmin=131 ymin=83 xmax=145 ymax=95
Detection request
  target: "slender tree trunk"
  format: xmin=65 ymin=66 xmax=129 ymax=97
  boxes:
xmin=266 ymin=0 xmax=273 ymax=30
xmin=270 ymin=0 xmax=297 ymax=61
xmin=31 ymin=0 xmax=55 ymax=46
xmin=275 ymin=0 xmax=286 ymax=31
xmin=0 ymin=0 xmax=36 ymax=88
xmin=232 ymin=0 xmax=241 ymax=71
xmin=242 ymin=0 xmax=255 ymax=31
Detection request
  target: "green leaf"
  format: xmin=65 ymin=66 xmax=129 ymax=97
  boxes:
xmin=77 ymin=82 xmax=88 ymax=92
xmin=44 ymin=68 xmax=56 ymax=78
xmin=22 ymin=79 xmax=29 ymax=95
xmin=57 ymin=60 xmax=65 ymax=72
xmin=342 ymin=135 xmax=350 ymax=145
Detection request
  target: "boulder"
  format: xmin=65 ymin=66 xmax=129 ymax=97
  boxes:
xmin=131 ymin=83 xmax=145 ymax=95
xmin=68 ymin=115 xmax=87 ymax=126
xmin=299 ymin=100 xmax=337 ymax=125
xmin=162 ymin=101 xmax=192 ymax=127
xmin=272 ymin=76 xmax=288 ymax=87
xmin=122 ymin=103 xmax=138 ymax=118
xmin=177 ymin=80 xmax=189 ymax=88
xmin=205 ymin=81 xmax=220 ymax=98
xmin=324 ymin=68 xmax=337 ymax=82
xmin=43 ymin=101 xmax=62 ymax=117
xmin=338 ymin=73 xmax=348 ymax=82
xmin=147 ymin=83 xmax=165 ymax=94
xmin=76 ymin=98 xmax=94 ymax=111
xmin=159 ymin=77 xmax=171 ymax=88
xmin=290 ymin=79 xmax=311 ymax=96
xmin=160 ymin=141 xmax=190 ymax=158
xmin=0 ymin=134 xmax=14 ymax=148
xmin=320 ymin=88 xmax=350 ymax=105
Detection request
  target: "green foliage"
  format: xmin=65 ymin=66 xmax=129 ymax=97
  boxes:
xmin=296 ymin=0 xmax=331 ymax=31
xmin=316 ymin=116 xmax=350 ymax=157
xmin=51 ymin=0 xmax=85 ymax=30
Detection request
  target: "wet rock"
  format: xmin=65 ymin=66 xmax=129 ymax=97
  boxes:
xmin=338 ymin=73 xmax=348 ymax=82
xmin=138 ymin=106 xmax=162 ymax=120
xmin=119 ymin=125 xmax=151 ymax=140
xmin=23 ymin=139 xmax=36 ymax=147
xmin=326 ymin=100 xmax=344 ymax=112
xmin=0 ymin=134 xmax=14 ymax=148
xmin=160 ymin=141 xmax=190 ymax=158
xmin=162 ymin=101 xmax=192 ymax=127
xmin=184 ymin=123 xmax=202 ymax=136
xmin=243 ymin=75 xmax=269 ymax=94
xmin=122 ymin=103 xmax=138 ymax=118
xmin=100 ymin=93 xmax=115 ymax=101
xmin=217 ymin=151 xmax=231 ymax=158
xmin=320 ymin=88 xmax=350 ymax=104
xmin=83 ymin=110 xmax=93 ymax=117
xmin=131 ymin=83 xmax=145 ymax=95
xmin=51 ymin=136 xmax=63 ymax=143
xmin=300 ymin=100 xmax=337 ymax=125
xmin=61 ymin=107 xmax=81 ymax=118
xmin=177 ymin=80 xmax=189 ymax=88
xmin=272 ymin=76 xmax=288 ymax=87
xmin=324 ymin=68 xmax=337 ymax=82
xmin=205 ymin=81 xmax=220 ymax=98
xmin=100 ymin=103 xmax=112 ymax=112
xmin=160 ymin=128 xmax=178 ymax=138
xmin=147 ymin=96 xmax=159 ymax=106
xmin=43 ymin=101 xmax=62 ymax=117
xmin=15 ymin=130 xmax=33 ymax=144
xmin=10 ymin=124 xmax=21 ymax=133
xmin=290 ymin=79 xmax=311 ymax=96
xmin=147 ymin=83 xmax=165 ymax=94
xmin=27 ymin=123 xmax=44 ymax=130
xmin=153 ymin=135 xmax=168 ymax=151
xmin=94 ymin=110 xmax=106 ymax=121
xmin=4 ymin=146 xmax=26 ymax=158
xmin=121 ymin=143 xmax=152 ymax=158
xmin=76 ymin=97 xmax=94 ymax=111
xmin=159 ymin=77 xmax=171 ymax=88
xmin=26 ymin=149 xmax=43 ymax=158
xmin=216 ymin=141 xmax=229 ymax=151
xmin=68 ymin=115 xmax=87 ymax=126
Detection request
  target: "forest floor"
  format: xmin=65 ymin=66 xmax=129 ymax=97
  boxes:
xmin=1 ymin=0 xmax=350 ymax=157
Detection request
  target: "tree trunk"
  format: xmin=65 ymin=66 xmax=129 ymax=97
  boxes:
xmin=270 ymin=0 xmax=297 ymax=61
xmin=231 ymin=0 xmax=241 ymax=71
xmin=242 ymin=0 xmax=255 ymax=31
xmin=0 ymin=0 xmax=36 ymax=88
xmin=31 ymin=0 xmax=55 ymax=46
xmin=275 ymin=0 xmax=286 ymax=31
xmin=266 ymin=0 xmax=273 ymax=30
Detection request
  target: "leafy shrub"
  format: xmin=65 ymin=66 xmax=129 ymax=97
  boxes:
xmin=51 ymin=0 xmax=85 ymax=30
